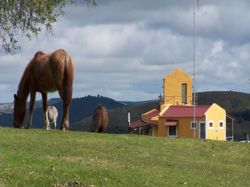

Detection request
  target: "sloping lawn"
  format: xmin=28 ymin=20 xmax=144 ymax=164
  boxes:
xmin=0 ymin=127 xmax=249 ymax=186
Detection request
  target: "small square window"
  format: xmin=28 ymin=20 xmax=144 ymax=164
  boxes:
xmin=219 ymin=122 xmax=223 ymax=127
xmin=219 ymin=121 xmax=224 ymax=129
xmin=209 ymin=121 xmax=214 ymax=129
xmin=191 ymin=122 xmax=197 ymax=129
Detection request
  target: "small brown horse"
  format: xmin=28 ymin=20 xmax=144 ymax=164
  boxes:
xmin=13 ymin=49 xmax=74 ymax=130
xmin=90 ymin=106 xmax=109 ymax=132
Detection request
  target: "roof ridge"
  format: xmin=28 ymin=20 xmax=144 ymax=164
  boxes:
xmin=161 ymin=104 xmax=211 ymax=118
xmin=170 ymin=105 xmax=211 ymax=108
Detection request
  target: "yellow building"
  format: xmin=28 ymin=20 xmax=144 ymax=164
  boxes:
xmin=129 ymin=68 xmax=234 ymax=141
xmin=163 ymin=68 xmax=192 ymax=105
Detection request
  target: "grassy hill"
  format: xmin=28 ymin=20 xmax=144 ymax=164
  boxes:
xmin=0 ymin=127 xmax=249 ymax=187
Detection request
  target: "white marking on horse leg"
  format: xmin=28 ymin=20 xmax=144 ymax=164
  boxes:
xmin=44 ymin=108 xmax=50 ymax=130
xmin=54 ymin=117 xmax=57 ymax=129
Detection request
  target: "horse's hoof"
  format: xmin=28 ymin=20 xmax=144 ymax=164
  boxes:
xmin=43 ymin=126 xmax=50 ymax=130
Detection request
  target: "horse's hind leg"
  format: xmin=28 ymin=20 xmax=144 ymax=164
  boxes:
xmin=61 ymin=103 xmax=70 ymax=130
xmin=42 ymin=92 xmax=50 ymax=130
xmin=57 ymin=88 xmax=71 ymax=130
xmin=58 ymin=81 xmax=72 ymax=130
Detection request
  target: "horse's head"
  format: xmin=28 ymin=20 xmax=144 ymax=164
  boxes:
xmin=13 ymin=94 xmax=26 ymax=128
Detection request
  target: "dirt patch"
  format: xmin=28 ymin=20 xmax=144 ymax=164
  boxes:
xmin=53 ymin=181 xmax=95 ymax=187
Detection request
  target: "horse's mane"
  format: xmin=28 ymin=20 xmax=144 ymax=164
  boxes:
xmin=33 ymin=51 xmax=45 ymax=60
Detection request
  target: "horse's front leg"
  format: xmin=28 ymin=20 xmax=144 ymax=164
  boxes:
xmin=28 ymin=91 xmax=36 ymax=128
xmin=42 ymin=92 xmax=50 ymax=130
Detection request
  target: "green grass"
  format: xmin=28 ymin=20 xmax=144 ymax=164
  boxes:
xmin=0 ymin=127 xmax=249 ymax=187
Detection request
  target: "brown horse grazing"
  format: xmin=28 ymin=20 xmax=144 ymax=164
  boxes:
xmin=13 ymin=49 xmax=74 ymax=130
xmin=90 ymin=106 xmax=109 ymax=133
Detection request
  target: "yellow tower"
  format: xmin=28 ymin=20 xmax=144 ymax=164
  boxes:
xmin=163 ymin=68 xmax=192 ymax=105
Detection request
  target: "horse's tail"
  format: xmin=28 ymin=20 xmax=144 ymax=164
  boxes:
xmin=102 ymin=107 xmax=109 ymax=132
xmin=63 ymin=55 xmax=74 ymax=103
xmin=96 ymin=114 xmax=104 ymax=132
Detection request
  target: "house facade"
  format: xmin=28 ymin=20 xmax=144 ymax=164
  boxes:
xmin=129 ymin=68 xmax=234 ymax=141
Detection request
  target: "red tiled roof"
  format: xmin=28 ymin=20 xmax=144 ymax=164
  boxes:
xmin=129 ymin=119 xmax=157 ymax=129
xmin=143 ymin=109 xmax=159 ymax=119
xmin=129 ymin=120 xmax=144 ymax=128
xmin=161 ymin=105 xmax=211 ymax=118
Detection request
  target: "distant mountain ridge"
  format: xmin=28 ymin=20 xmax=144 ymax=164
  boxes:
xmin=118 ymin=100 xmax=157 ymax=106
xmin=0 ymin=103 xmax=13 ymax=114
xmin=0 ymin=95 xmax=125 ymax=128
xmin=197 ymin=91 xmax=250 ymax=113
xmin=0 ymin=98 xmax=62 ymax=114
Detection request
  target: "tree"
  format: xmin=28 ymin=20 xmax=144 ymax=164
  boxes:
xmin=0 ymin=0 xmax=96 ymax=54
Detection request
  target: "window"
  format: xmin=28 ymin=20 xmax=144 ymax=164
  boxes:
xmin=219 ymin=121 xmax=224 ymax=129
xmin=181 ymin=83 xmax=187 ymax=104
xmin=190 ymin=121 xmax=197 ymax=129
xmin=208 ymin=121 xmax=214 ymax=129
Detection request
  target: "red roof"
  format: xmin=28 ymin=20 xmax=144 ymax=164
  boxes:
xmin=129 ymin=119 xmax=157 ymax=129
xmin=161 ymin=105 xmax=211 ymax=118
xmin=129 ymin=120 xmax=144 ymax=128
xmin=143 ymin=109 xmax=159 ymax=119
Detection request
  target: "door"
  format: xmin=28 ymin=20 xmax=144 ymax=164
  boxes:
xmin=199 ymin=122 xmax=205 ymax=139
xmin=168 ymin=126 xmax=177 ymax=137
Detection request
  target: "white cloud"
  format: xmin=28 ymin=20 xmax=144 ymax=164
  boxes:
xmin=1 ymin=0 xmax=250 ymax=102
xmin=211 ymin=41 xmax=223 ymax=56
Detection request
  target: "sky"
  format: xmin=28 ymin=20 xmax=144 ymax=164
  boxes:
xmin=1 ymin=0 xmax=250 ymax=103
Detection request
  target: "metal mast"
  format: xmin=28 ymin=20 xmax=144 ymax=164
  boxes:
xmin=193 ymin=0 xmax=197 ymax=139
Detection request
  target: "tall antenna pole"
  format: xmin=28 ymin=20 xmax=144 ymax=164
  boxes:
xmin=193 ymin=0 xmax=196 ymax=139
